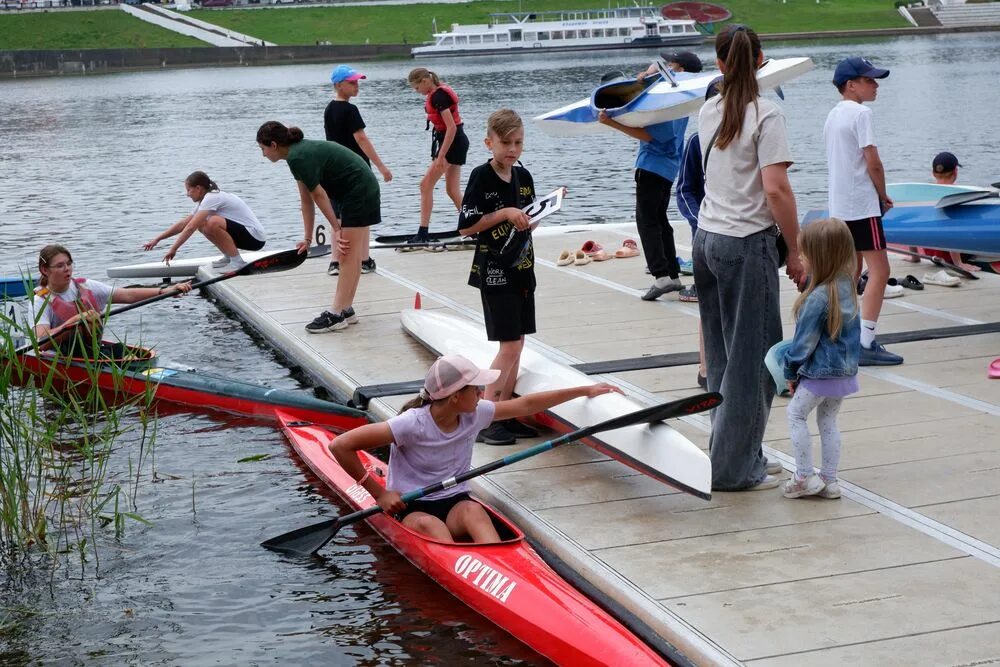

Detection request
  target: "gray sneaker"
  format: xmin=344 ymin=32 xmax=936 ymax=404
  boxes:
xmin=641 ymin=278 xmax=683 ymax=301
xmin=859 ymin=340 xmax=903 ymax=366
xmin=678 ymin=284 xmax=698 ymax=302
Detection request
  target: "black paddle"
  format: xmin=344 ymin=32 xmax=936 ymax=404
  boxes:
xmin=935 ymin=189 xmax=1000 ymax=208
xmin=261 ymin=392 xmax=722 ymax=556
xmin=372 ymin=239 xmax=477 ymax=250
xmin=17 ymin=248 xmax=306 ymax=355
xmin=886 ymin=246 xmax=979 ymax=280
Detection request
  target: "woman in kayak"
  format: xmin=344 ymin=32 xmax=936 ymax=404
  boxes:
xmin=329 ymin=354 xmax=621 ymax=543
xmin=143 ymin=171 xmax=266 ymax=271
xmin=256 ymin=120 xmax=381 ymax=334
xmin=31 ymin=244 xmax=192 ymax=355
xmin=406 ymin=67 xmax=469 ymax=247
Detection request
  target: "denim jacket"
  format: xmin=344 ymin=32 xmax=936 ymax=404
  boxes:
xmin=783 ymin=276 xmax=860 ymax=380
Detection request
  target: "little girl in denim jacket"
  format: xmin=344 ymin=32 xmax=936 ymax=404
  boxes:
xmin=782 ymin=218 xmax=861 ymax=500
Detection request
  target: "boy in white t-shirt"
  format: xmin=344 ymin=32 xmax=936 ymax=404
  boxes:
xmin=824 ymin=56 xmax=902 ymax=366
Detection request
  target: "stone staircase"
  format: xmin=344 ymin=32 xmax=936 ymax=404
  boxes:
xmin=931 ymin=1 xmax=1000 ymax=27
xmin=120 ymin=2 xmax=274 ymax=47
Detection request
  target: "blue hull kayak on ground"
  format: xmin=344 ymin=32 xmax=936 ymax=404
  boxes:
xmin=534 ymin=57 xmax=813 ymax=137
xmin=804 ymin=183 xmax=1000 ymax=256
xmin=1 ymin=275 xmax=35 ymax=299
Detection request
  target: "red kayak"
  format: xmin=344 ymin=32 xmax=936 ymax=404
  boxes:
xmin=274 ymin=408 xmax=671 ymax=666
xmin=12 ymin=343 xmax=370 ymax=432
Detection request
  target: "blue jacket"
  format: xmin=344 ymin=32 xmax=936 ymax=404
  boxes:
xmin=783 ymin=276 xmax=861 ymax=380
xmin=675 ymin=132 xmax=704 ymax=231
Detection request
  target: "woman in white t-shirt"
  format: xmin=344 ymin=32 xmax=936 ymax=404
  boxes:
xmin=144 ymin=171 xmax=266 ymax=271
xmin=692 ymin=25 xmax=806 ymax=492
xmin=31 ymin=244 xmax=191 ymax=355
xmin=328 ymin=354 xmax=620 ymax=543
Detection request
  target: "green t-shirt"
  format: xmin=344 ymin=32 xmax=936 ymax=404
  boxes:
xmin=286 ymin=139 xmax=380 ymax=223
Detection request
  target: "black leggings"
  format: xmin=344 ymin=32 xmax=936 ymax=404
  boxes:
xmin=635 ymin=168 xmax=680 ymax=279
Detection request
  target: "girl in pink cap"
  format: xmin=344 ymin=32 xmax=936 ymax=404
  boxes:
xmin=329 ymin=354 xmax=620 ymax=543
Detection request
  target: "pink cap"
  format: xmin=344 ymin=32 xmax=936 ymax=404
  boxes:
xmin=423 ymin=355 xmax=500 ymax=400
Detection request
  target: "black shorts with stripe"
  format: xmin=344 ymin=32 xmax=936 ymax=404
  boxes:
xmin=844 ymin=215 xmax=886 ymax=252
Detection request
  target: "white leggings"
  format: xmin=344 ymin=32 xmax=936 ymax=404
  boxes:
xmin=786 ymin=385 xmax=844 ymax=480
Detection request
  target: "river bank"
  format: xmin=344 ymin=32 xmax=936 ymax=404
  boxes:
xmin=3 ymin=23 xmax=999 ymax=79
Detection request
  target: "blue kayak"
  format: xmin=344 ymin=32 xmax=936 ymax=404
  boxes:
xmin=1 ymin=275 xmax=35 ymax=299
xmin=804 ymin=183 xmax=1000 ymax=257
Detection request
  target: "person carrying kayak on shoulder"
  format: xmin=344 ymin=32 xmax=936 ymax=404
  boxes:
xmin=143 ymin=171 xmax=266 ymax=272
xmin=328 ymin=354 xmax=622 ymax=544
xmin=324 ymin=64 xmax=392 ymax=277
xmin=256 ymin=120 xmax=381 ymax=334
xmin=405 ymin=67 xmax=469 ymax=249
xmin=31 ymin=244 xmax=192 ymax=356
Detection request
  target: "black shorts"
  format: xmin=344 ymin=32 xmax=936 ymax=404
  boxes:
xmin=482 ymin=289 xmax=536 ymax=342
xmin=844 ymin=216 xmax=886 ymax=252
xmin=225 ymin=219 xmax=266 ymax=251
xmin=340 ymin=208 xmax=382 ymax=229
xmin=431 ymin=124 xmax=469 ymax=165
xmin=399 ymin=491 xmax=473 ymax=523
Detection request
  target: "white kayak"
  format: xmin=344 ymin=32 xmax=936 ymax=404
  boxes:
xmin=534 ymin=56 xmax=814 ymax=137
xmin=106 ymin=245 xmax=329 ymax=279
xmin=401 ymin=308 xmax=712 ymax=500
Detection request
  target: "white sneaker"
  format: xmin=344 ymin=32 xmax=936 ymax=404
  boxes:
xmin=765 ymin=459 xmax=783 ymax=475
xmin=747 ymin=475 xmax=780 ymax=491
xmin=818 ymin=479 xmax=841 ymax=499
xmin=783 ymin=474 xmax=825 ymax=498
xmin=883 ymin=283 xmax=904 ymax=299
xmin=227 ymin=257 xmax=248 ymax=271
xmin=211 ymin=256 xmax=230 ymax=268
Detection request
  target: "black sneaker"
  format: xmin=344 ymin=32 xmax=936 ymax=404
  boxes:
xmin=342 ymin=306 xmax=359 ymax=325
xmin=361 ymin=257 xmax=376 ymax=274
xmin=475 ymin=422 xmax=516 ymax=446
xmin=327 ymin=261 xmax=339 ymax=276
xmin=503 ymin=418 xmax=538 ymax=438
xmin=305 ymin=310 xmax=347 ymax=334
xmin=399 ymin=231 xmax=431 ymax=252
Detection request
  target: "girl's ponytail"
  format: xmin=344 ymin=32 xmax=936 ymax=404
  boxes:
xmin=714 ymin=26 xmax=762 ymax=150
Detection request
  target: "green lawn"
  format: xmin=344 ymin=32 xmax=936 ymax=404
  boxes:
xmin=191 ymin=0 xmax=907 ymax=46
xmin=0 ymin=10 xmax=203 ymax=50
xmin=0 ymin=1 xmax=907 ymax=51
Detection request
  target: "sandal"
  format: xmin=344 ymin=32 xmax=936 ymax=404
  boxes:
xmin=614 ymin=239 xmax=640 ymax=258
xmin=556 ymin=250 xmax=574 ymax=266
xmin=580 ymin=240 xmax=611 ymax=261
xmin=990 ymin=358 xmax=1000 ymax=379
xmin=573 ymin=250 xmax=592 ymax=266
xmin=900 ymin=275 xmax=924 ymax=290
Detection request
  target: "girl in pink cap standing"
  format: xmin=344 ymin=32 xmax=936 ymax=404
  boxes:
xmin=329 ymin=354 xmax=620 ymax=543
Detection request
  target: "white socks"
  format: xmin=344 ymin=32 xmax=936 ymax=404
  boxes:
xmin=860 ymin=319 xmax=877 ymax=348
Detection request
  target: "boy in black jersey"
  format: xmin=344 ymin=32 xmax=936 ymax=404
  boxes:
xmin=458 ymin=109 xmax=543 ymax=446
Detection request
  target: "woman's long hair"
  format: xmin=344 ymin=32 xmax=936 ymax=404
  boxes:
xmin=714 ymin=25 xmax=762 ymax=150
xmin=38 ymin=244 xmax=72 ymax=288
xmin=408 ymin=67 xmax=440 ymax=87
xmin=256 ymin=121 xmax=304 ymax=147
xmin=792 ymin=218 xmax=858 ymax=340
xmin=185 ymin=170 xmax=219 ymax=192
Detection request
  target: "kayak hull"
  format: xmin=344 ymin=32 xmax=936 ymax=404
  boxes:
xmin=275 ymin=409 xmax=669 ymax=666
xmin=534 ymin=56 xmax=813 ymax=137
xmin=400 ymin=308 xmax=712 ymax=500
xmin=12 ymin=345 xmax=370 ymax=431
xmin=106 ymin=245 xmax=330 ymax=279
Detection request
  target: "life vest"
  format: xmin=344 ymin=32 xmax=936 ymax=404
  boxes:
xmin=424 ymin=84 xmax=462 ymax=132
xmin=35 ymin=278 xmax=103 ymax=329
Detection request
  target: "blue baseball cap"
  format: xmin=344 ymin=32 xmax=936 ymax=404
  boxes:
xmin=330 ymin=64 xmax=365 ymax=84
xmin=832 ymin=57 xmax=889 ymax=86
xmin=933 ymin=151 xmax=962 ymax=173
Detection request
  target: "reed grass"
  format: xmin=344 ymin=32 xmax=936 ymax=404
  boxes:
xmin=0 ymin=315 xmax=157 ymax=578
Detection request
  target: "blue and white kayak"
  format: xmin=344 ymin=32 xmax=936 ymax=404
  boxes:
xmin=1 ymin=275 xmax=35 ymax=299
xmin=534 ymin=56 xmax=813 ymax=137
xmin=803 ymin=183 xmax=1000 ymax=257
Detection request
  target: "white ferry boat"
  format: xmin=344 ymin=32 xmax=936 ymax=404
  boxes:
xmin=411 ymin=6 xmax=704 ymax=58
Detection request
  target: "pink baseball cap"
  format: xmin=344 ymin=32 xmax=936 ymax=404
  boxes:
xmin=424 ymin=355 xmax=500 ymax=400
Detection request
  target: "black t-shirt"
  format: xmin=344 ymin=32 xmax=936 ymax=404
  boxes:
xmin=430 ymin=88 xmax=455 ymax=113
xmin=458 ymin=161 xmax=536 ymax=292
xmin=324 ymin=100 xmax=369 ymax=165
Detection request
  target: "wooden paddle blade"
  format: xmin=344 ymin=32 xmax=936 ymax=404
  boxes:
xmin=260 ymin=518 xmax=341 ymax=556
xmin=935 ymin=190 xmax=999 ymax=208
xmin=237 ymin=248 xmax=307 ymax=275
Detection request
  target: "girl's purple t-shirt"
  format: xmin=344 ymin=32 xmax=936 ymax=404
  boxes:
xmin=386 ymin=400 xmax=495 ymax=500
